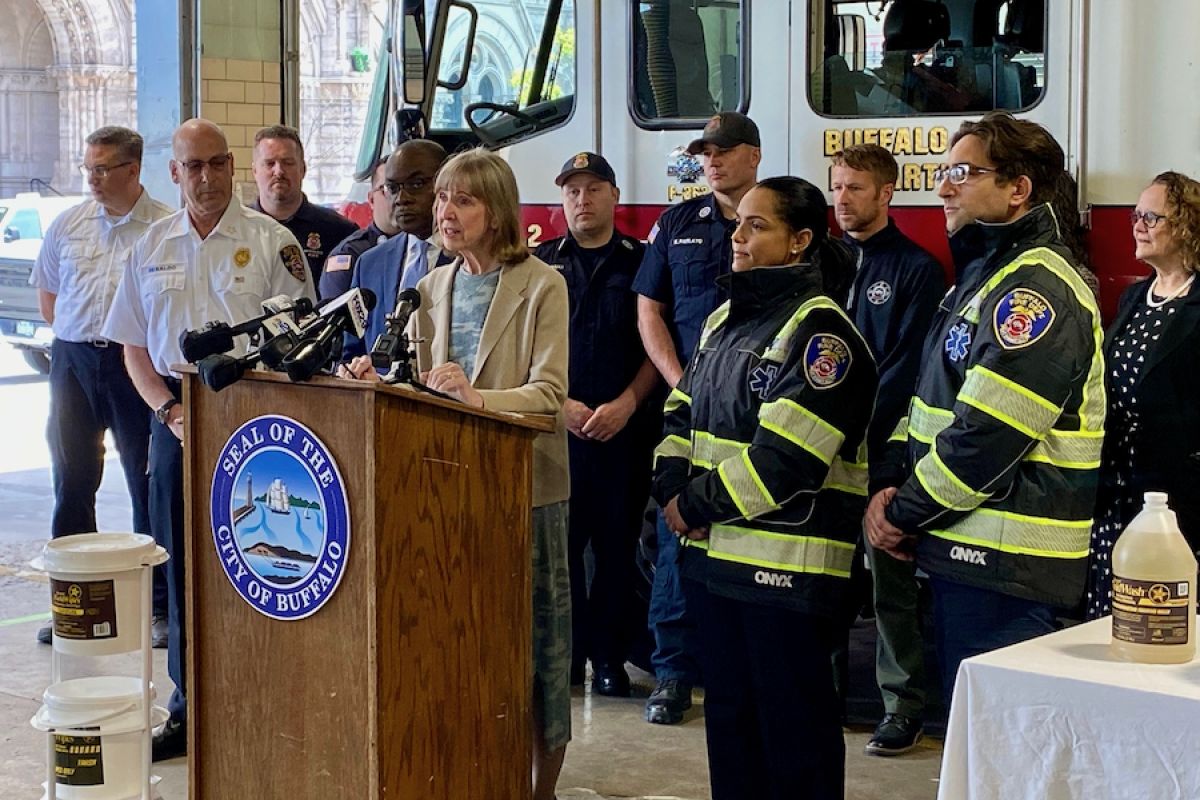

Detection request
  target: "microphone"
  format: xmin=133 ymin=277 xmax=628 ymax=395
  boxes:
xmin=370 ymin=288 xmax=422 ymax=370
xmin=197 ymin=352 xmax=255 ymax=392
xmin=281 ymin=288 xmax=377 ymax=382
xmin=179 ymin=295 xmax=315 ymax=363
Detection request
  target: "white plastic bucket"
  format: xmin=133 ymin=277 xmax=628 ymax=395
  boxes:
xmin=30 ymin=676 xmax=169 ymax=799
xmin=35 ymin=533 xmax=167 ymax=656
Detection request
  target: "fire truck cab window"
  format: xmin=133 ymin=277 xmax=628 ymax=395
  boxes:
xmin=631 ymin=0 xmax=746 ymax=125
xmin=810 ymin=0 xmax=1046 ymax=117
xmin=431 ymin=2 xmax=576 ymax=144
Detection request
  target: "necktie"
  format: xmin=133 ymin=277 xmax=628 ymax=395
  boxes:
xmin=400 ymin=239 xmax=429 ymax=291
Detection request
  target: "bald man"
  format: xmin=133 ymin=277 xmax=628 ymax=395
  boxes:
xmin=104 ymin=118 xmax=315 ymax=760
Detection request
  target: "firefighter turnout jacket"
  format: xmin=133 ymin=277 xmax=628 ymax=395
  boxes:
xmin=651 ymin=264 xmax=878 ymax=618
xmin=881 ymin=205 xmax=1105 ymax=608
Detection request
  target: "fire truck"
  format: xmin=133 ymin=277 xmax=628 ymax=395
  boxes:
xmin=358 ymin=0 xmax=1200 ymax=319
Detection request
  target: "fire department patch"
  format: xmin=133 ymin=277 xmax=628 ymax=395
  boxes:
xmin=306 ymin=232 xmax=321 ymax=251
xmin=803 ymin=334 xmax=851 ymax=390
xmin=993 ymin=287 xmax=1055 ymax=349
xmin=280 ymin=244 xmax=307 ymax=282
xmin=572 ymin=152 xmax=590 ymax=169
xmin=233 ymin=247 xmax=251 ymax=268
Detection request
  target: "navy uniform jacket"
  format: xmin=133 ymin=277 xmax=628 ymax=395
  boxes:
xmin=534 ymin=230 xmax=648 ymax=409
xmin=844 ymin=219 xmax=945 ymax=492
xmin=632 ymin=192 xmax=736 ymax=366
xmin=318 ymin=222 xmax=390 ymax=301
xmin=253 ymin=195 xmax=359 ymax=285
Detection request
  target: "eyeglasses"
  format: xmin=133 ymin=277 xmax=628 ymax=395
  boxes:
xmin=79 ymin=161 xmax=133 ymax=179
xmin=1130 ymin=209 xmax=1167 ymax=229
xmin=933 ymin=163 xmax=999 ymax=186
xmin=383 ymin=177 xmax=431 ymax=196
xmin=176 ymin=154 xmax=233 ymax=175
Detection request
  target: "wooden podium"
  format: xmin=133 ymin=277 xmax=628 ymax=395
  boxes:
xmin=179 ymin=369 xmax=553 ymax=799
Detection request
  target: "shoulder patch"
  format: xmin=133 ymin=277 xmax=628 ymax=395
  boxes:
xmin=326 ymin=254 xmax=352 ymax=273
xmin=993 ymin=287 xmax=1055 ymax=349
xmin=280 ymin=244 xmax=307 ymax=282
xmin=804 ymin=334 xmax=852 ymax=390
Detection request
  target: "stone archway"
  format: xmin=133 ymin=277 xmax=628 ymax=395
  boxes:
xmin=0 ymin=0 xmax=59 ymax=195
xmin=13 ymin=0 xmax=137 ymax=193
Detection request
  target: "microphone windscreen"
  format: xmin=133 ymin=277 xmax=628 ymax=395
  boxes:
xmin=198 ymin=354 xmax=244 ymax=392
xmin=397 ymin=288 xmax=422 ymax=309
xmin=359 ymin=288 xmax=377 ymax=311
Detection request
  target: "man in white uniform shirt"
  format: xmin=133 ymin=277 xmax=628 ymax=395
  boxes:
xmin=103 ymin=118 xmax=314 ymax=761
xmin=30 ymin=126 xmax=172 ymax=645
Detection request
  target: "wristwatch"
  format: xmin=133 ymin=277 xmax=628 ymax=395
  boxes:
xmin=155 ymin=398 xmax=179 ymax=425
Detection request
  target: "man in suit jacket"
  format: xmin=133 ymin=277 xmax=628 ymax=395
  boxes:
xmin=344 ymin=139 xmax=448 ymax=358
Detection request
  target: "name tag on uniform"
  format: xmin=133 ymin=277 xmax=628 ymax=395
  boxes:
xmin=146 ymin=264 xmax=182 ymax=275
xmin=672 ymin=238 xmax=704 ymax=246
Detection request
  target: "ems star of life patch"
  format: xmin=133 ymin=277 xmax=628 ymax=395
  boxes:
xmin=993 ymin=287 xmax=1055 ymax=349
xmin=280 ymin=244 xmax=307 ymax=282
xmin=803 ymin=334 xmax=851 ymax=389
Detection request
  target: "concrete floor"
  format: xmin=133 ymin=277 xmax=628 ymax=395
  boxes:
xmin=0 ymin=343 xmax=944 ymax=799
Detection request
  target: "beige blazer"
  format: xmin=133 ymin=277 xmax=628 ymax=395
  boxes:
xmin=411 ymin=254 xmax=570 ymax=507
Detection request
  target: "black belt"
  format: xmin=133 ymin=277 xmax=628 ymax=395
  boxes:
xmin=61 ymin=338 xmax=114 ymax=349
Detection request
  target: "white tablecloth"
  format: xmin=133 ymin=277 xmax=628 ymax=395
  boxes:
xmin=937 ymin=618 xmax=1200 ymax=800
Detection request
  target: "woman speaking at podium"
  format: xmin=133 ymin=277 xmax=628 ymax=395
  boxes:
xmin=340 ymin=148 xmax=571 ymax=800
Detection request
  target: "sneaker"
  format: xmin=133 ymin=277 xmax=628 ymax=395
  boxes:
xmin=645 ymin=679 xmax=692 ymax=725
xmin=864 ymin=713 xmax=923 ymax=756
xmin=151 ymin=615 xmax=168 ymax=649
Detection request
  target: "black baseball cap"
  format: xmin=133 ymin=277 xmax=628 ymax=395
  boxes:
xmin=555 ymin=152 xmax=617 ymax=186
xmin=686 ymin=112 xmax=761 ymax=155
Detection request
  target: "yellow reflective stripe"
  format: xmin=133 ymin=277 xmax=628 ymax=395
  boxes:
xmin=691 ymin=431 xmax=747 ymax=470
xmin=762 ymin=295 xmax=851 ymax=363
xmin=914 ymin=448 xmax=989 ymax=512
xmin=822 ymin=457 xmax=868 ymax=496
xmin=929 ymin=507 xmax=1091 ymax=559
xmin=1027 ymin=429 xmax=1104 ymax=469
xmin=888 ymin=415 xmax=910 ymax=444
xmin=708 ymin=523 xmax=855 ymax=577
xmin=653 ymin=434 xmax=690 ymax=468
xmin=664 ymin=387 xmax=691 ymax=413
xmin=959 ymin=365 xmax=1060 ymax=440
xmin=908 ymin=398 xmax=953 ymax=444
xmin=759 ymin=398 xmax=845 ymax=466
xmin=698 ymin=302 xmax=731 ymax=349
xmin=718 ymin=449 xmax=779 ymax=518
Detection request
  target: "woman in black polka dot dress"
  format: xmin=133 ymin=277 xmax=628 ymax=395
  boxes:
xmin=1088 ymin=171 xmax=1200 ymax=619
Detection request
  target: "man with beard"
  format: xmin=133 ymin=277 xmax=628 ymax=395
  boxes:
xmin=632 ymin=111 xmax=762 ymax=725
xmin=831 ymin=143 xmax=944 ymax=756
xmin=251 ymin=125 xmax=358 ymax=285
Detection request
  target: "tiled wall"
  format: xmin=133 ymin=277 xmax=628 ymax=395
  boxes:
xmin=197 ymin=0 xmax=285 ymax=201
xmin=199 ymin=58 xmax=282 ymax=200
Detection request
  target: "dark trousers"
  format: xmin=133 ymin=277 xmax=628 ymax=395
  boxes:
xmin=930 ymin=576 xmax=1057 ymax=710
xmin=696 ymin=585 xmax=845 ymax=800
xmin=47 ymin=339 xmax=164 ymax=613
xmin=867 ymin=543 xmax=927 ymax=719
xmin=648 ymin=513 xmax=702 ymax=683
xmin=150 ymin=393 xmax=186 ymax=722
xmin=567 ymin=435 xmax=649 ymax=670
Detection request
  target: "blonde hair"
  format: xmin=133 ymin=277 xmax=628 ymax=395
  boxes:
xmin=435 ymin=148 xmax=528 ymax=266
